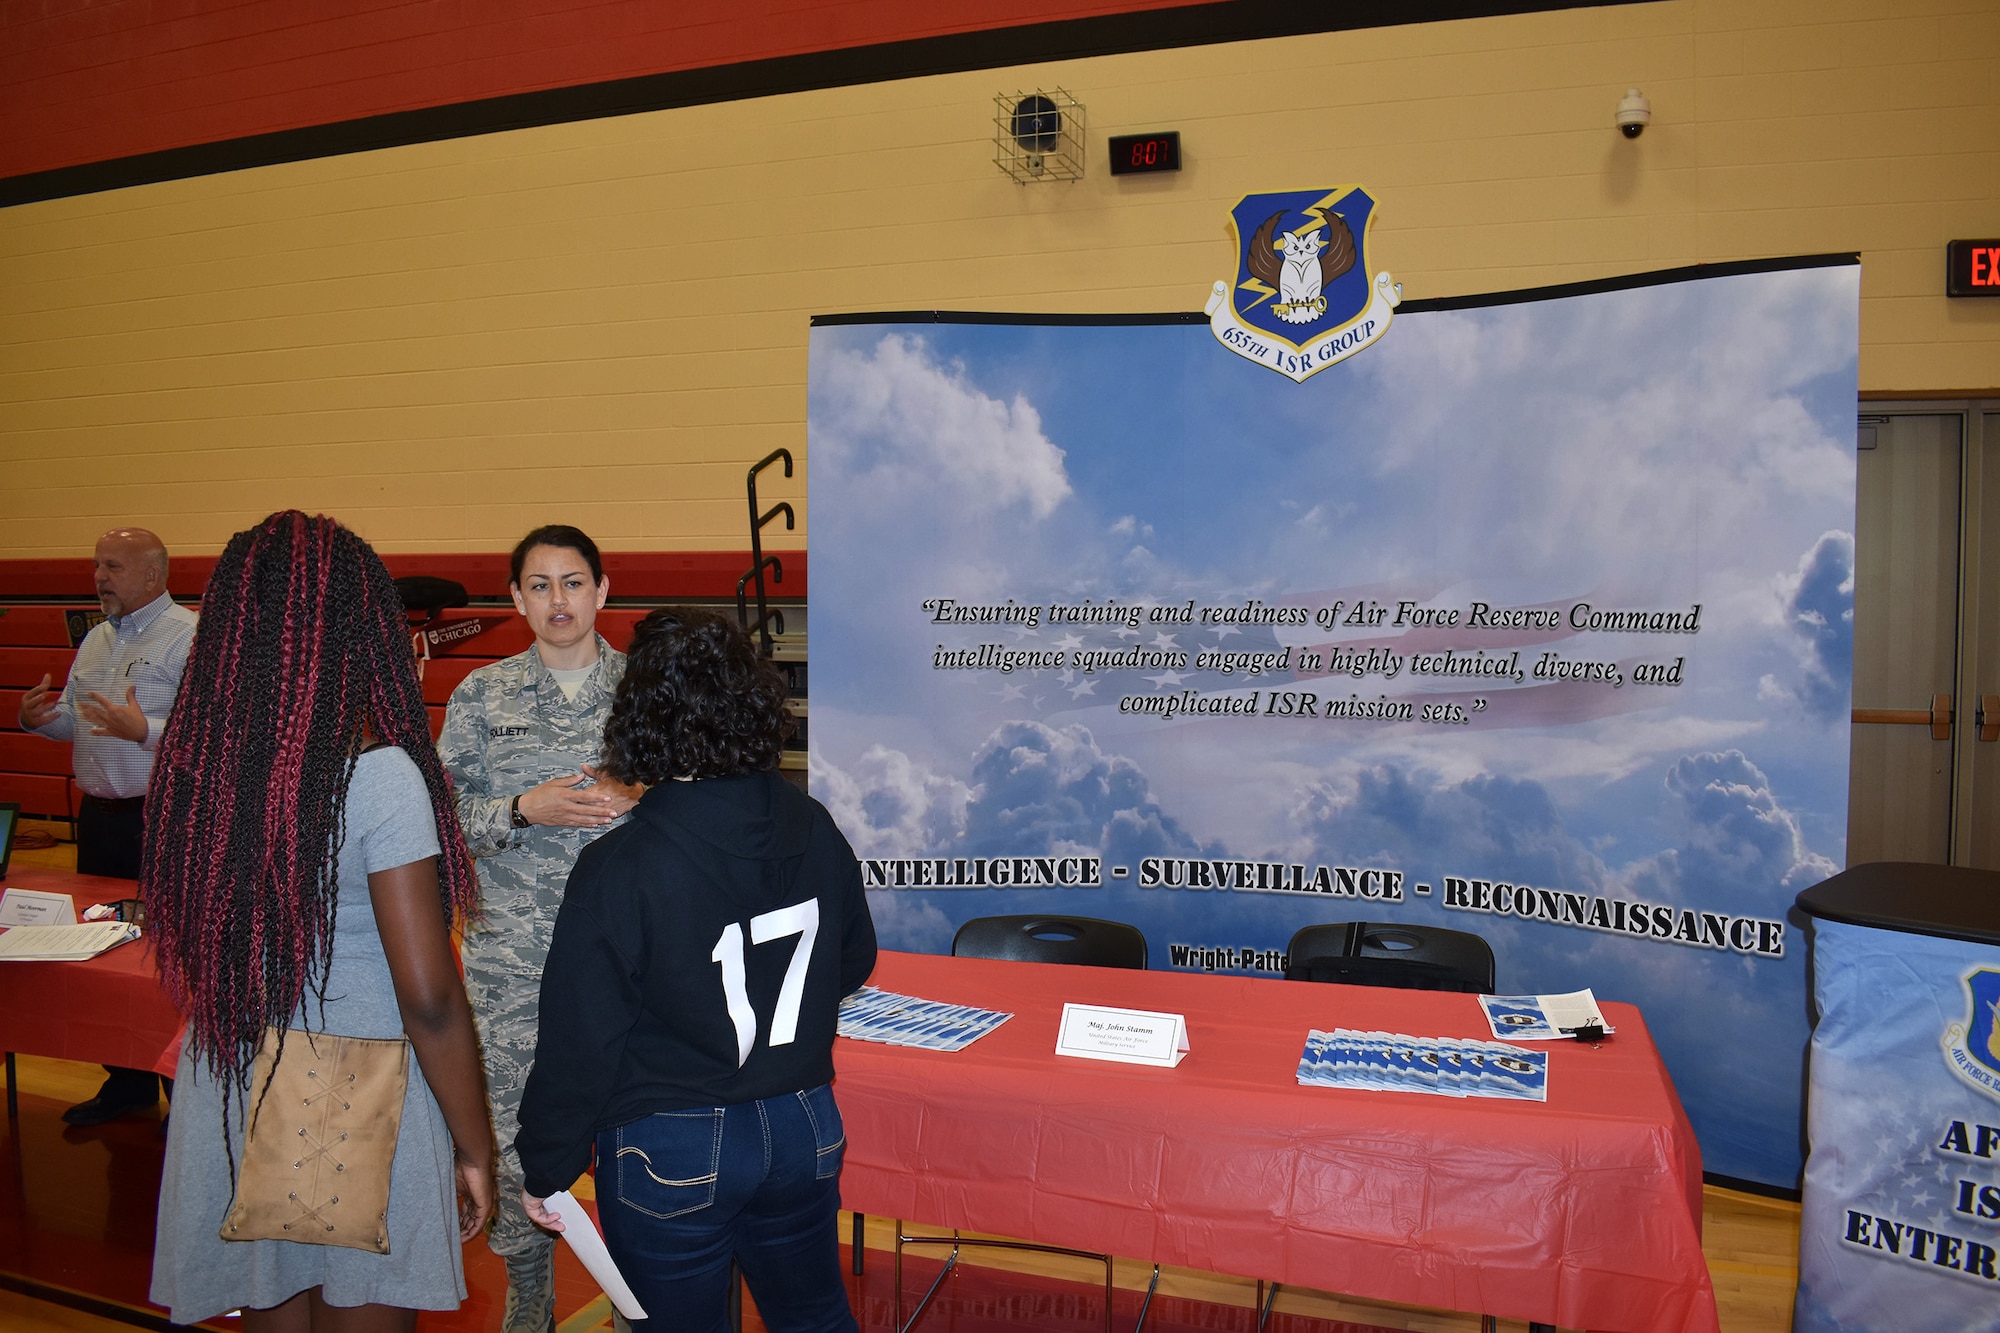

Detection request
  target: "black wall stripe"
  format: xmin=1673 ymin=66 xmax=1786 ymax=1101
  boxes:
xmin=2 ymin=0 xmax=1652 ymax=209
xmin=812 ymin=310 xmax=1211 ymax=326
xmin=1398 ymin=251 xmax=1860 ymax=312
xmin=808 ymin=253 xmax=1862 ymax=327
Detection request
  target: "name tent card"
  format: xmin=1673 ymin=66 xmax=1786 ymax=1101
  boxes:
xmin=0 ymin=888 xmax=76 ymax=927
xmin=1055 ymin=1002 xmax=1189 ymax=1067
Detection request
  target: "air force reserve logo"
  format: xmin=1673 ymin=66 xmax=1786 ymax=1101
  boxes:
xmin=1205 ymin=186 xmax=1400 ymax=382
xmin=1942 ymin=966 xmax=2000 ymax=1100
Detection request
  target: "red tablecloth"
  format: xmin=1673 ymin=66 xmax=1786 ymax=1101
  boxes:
xmin=0 ymin=867 xmax=183 ymax=1077
xmin=834 ymin=951 xmax=1718 ymax=1333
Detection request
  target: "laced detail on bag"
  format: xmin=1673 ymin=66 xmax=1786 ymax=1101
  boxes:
xmin=280 ymin=1067 xmax=356 ymax=1232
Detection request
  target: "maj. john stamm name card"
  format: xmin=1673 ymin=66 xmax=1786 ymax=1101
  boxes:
xmin=1055 ymin=1002 xmax=1189 ymax=1068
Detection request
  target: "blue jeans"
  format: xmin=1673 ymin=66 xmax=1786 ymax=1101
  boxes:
xmin=597 ymin=1083 xmax=858 ymax=1333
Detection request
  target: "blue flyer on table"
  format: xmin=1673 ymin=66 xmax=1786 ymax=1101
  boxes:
xmin=1297 ymin=1030 xmax=1547 ymax=1102
xmin=837 ymin=986 xmax=1012 ymax=1052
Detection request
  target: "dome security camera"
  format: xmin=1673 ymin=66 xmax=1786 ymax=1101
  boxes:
xmin=1616 ymin=88 xmax=1651 ymax=139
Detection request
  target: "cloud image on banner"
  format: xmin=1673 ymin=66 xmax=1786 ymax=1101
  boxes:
xmin=807 ymin=258 xmax=1859 ymax=1187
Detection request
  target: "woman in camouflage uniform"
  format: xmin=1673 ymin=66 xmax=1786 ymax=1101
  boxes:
xmin=438 ymin=525 xmax=640 ymax=1333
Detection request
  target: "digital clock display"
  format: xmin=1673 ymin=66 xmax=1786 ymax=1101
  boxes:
xmin=1109 ymin=131 xmax=1181 ymax=176
xmin=1947 ymin=240 xmax=2000 ymax=297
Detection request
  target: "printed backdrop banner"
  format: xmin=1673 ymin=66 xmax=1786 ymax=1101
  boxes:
xmin=1795 ymin=920 xmax=2000 ymax=1326
xmin=807 ymin=258 xmax=1859 ymax=1187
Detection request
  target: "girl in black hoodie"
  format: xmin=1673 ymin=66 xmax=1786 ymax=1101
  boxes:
xmin=516 ymin=607 xmax=875 ymax=1333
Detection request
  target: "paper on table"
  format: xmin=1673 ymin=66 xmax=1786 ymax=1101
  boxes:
xmin=836 ymin=985 xmax=1012 ymax=1051
xmin=1478 ymin=989 xmax=1615 ymax=1040
xmin=0 ymin=919 xmax=139 ymax=961
xmin=1295 ymin=1029 xmax=1547 ymax=1102
xmin=544 ymin=1190 xmax=648 ymax=1320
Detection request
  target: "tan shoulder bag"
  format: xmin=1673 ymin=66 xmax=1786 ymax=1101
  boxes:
xmin=220 ymin=1026 xmax=409 ymax=1254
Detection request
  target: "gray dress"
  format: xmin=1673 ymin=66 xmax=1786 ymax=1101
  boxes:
xmin=150 ymin=747 xmax=466 ymax=1322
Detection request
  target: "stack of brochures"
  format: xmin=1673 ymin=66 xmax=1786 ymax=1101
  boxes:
xmin=836 ymin=986 xmax=1011 ymax=1052
xmin=0 ymin=920 xmax=141 ymax=962
xmin=1296 ymin=1029 xmax=1548 ymax=1101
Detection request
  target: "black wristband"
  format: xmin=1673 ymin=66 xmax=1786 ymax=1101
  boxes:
xmin=510 ymin=796 xmax=530 ymax=829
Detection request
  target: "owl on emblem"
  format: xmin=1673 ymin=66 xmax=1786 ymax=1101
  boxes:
xmin=1247 ymin=206 xmax=1357 ymax=325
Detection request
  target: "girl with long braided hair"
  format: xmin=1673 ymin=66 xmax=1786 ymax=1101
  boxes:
xmin=146 ymin=511 xmax=495 ymax=1332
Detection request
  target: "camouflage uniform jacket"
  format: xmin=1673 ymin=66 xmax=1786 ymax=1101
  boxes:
xmin=437 ymin=637 xmax=628 ymax=990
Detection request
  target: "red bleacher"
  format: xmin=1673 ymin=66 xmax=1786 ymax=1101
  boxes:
xmin=0 ymin=607 xmax=93 ymax=818
xmin=414 ymin=610 xmax=652 ymax=738
xmin=0 ymin=552 xmax=805 ymax=820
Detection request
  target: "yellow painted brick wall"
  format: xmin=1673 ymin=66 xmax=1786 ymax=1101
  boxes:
xmin=1 ymin=0 xmax=1994 ymax=557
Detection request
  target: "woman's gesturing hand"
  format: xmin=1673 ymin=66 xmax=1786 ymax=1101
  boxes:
xmin=580 ymin=764 xmax=644 ymax=817
xmin=516 ymin=772 xmax=625 ymax=827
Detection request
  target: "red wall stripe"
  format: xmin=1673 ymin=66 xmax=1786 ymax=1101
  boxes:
xmin=0 ymin=0 xmax=1213 ymax=180
xmin=0 ymin=551 xmax=807 ymax=602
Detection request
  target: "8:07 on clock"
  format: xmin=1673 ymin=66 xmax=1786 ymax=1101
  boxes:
xmin=1109 ymin=131 xmax=1181 ymax=175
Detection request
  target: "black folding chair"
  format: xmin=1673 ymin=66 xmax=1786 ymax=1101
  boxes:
xmin=951 ymin=914 xmax=1148 ymax=969
xmin=1282 ymin=921 xmax=1494 ymax=994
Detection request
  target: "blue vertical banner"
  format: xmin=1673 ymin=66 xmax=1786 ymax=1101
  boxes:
xmin=807 ymin=253 xmax=1859 ymax=1187
xmin=1795 ymin=921 xmax=2000 ymax=1326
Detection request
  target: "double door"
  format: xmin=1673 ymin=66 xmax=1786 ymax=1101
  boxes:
xmin=1849 ymin=402 xmax=2000 ymax=868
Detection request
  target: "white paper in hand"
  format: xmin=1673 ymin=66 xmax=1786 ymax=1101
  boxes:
xmin=543 ymin=1190 xmax=648 ymax=1320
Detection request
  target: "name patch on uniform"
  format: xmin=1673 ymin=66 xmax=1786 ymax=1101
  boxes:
xmin=489 ymin=726 xmax=533 ymax=737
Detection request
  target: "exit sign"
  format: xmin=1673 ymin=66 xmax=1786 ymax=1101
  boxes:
xmin=1947 ymin=240 xmax=2000 ymax=297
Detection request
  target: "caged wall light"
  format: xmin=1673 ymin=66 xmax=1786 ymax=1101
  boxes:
xmin=994 ymin=89 xmax=1085 ymax=183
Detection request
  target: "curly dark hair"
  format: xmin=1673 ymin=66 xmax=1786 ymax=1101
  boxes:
xmin=600 ymin=607 xmax=795 ymax=783
xmin=510 ymin=524 xmax=602 ymax=587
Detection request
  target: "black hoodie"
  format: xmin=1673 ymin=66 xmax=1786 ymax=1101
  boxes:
xmin=515 ymin=770 xmax=877 ymax=1198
